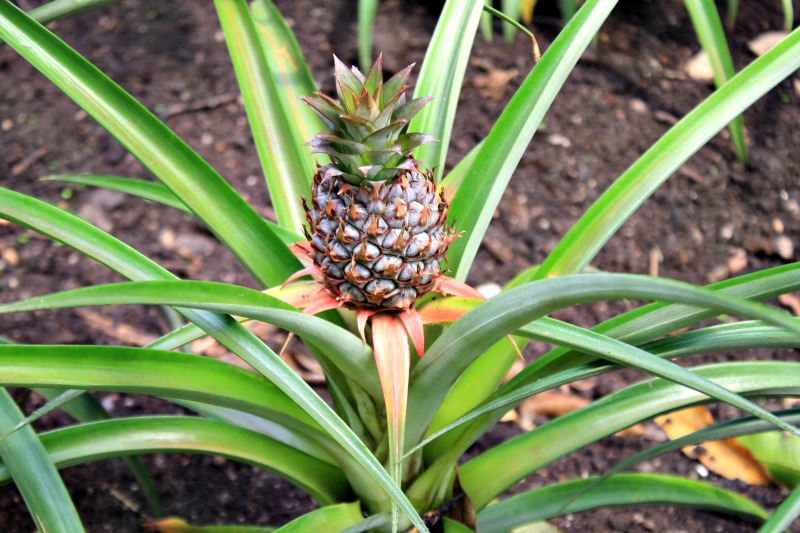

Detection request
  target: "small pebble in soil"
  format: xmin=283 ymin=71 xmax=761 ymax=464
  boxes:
xmin=773 ymin=235 xmax=794 ymax=260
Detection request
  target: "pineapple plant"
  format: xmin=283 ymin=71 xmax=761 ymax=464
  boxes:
xmin=1 ymin=1 xmax=799 ymax=532
xmin=298 ymin=56 xmax=458 ymax=312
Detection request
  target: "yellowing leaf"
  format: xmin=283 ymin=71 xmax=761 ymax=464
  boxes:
xmin=655 ymin=406 xmax=770 ymax=485
xmin=143 ymin=516 xmax=272 ymax=532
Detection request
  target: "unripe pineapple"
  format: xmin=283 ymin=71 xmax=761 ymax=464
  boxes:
xmin=300 ymin=57 xmax=457 ymax=311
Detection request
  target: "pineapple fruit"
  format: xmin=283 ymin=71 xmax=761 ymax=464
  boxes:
xmin=300 ymin=57 xmax=458 ymax=311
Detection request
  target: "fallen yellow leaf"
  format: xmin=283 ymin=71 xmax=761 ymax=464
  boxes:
xmin=655 ymin=406 xmax=770 ymax=485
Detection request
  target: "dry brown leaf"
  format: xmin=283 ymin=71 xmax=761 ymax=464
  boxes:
xmin=655 ymin=405 xmax=770 ymax=484
xmin=778 ymin=293 xmax=800 ymax=316
xmin=471 ymin=58 xmax=519 ymax=101
xmin=519 ymin=389 xmax=590 ymax=419
xmin=75 ymin=308 xmax=157 ymax=346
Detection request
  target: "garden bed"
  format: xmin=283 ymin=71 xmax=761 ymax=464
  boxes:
xmin=0 ymin=0 xmax=798 ymax=531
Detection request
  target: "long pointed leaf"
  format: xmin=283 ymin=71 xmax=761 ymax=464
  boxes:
xmin=407 ymin=273 xmax=800 ymax=446
xmin=33 ymin=387 xmax=162 ymax=515
xmin=446 ymin=0 xmax=617 ymax=279
xmin=406 ymin=315 xmax=800 ymax=463
xmin=275 ymin=502 xmax=364 ymax=532
xmin=0 ymin=2 xmax=298 ymax=287
xmin=0 ymin=389 xmax=85 ymax=442
xmin=0 ymin=388 xmax=84 ymax=532
xmin=24 ymin=0 xmax=117 ymax=26
xmin=214 ymin=0 xmax=311 ymax=233
xmin=0 ymin=280 xmax=379 ymax=396
xmin=684 ymin=0 xmax=747 ymax=163
xmin=575 ymin=408 xmax=800 ymax=507
xmin=357 ymin=0 xmax=378 ymax=71
xmin=459 ymin=362 xmax=800 ymax=509
xmin=0 ymin=345 xmax=321 ymax=434
xmin=0 ymin=190 xmax=426 ymax=527
xmin=476 ymin=473 xmax=767 ymax=532
xmin=0 ymin=416 xmax=348 ymax=506
xmin=759 ymin=484 xmax=800 ymax=533
xmin=249 ymin=0 xmax=323 ymax=151
xmin=409 ymin=0 xmax=484 ymax=181
xmin=509 ymin=263 xmax=800 ymax=388
xmin=535 ymin=27 xmax=800 ymax=279
xmin=404 ymin=313 xmax=800 ymax=506
xmin=371 ymin=314 xmax=411 ymax=531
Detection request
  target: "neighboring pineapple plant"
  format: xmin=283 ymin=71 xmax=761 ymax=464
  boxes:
xmin=300 ymin=56 xmax=457 ymax=312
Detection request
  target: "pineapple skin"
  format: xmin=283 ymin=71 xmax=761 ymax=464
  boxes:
xmin=300 ymin=56 xmax=457 ymax=310
xmin=304 ymin=164 xmax=455 ymax=310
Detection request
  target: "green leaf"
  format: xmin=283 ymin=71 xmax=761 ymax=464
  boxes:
xmin=275 ymin=502 xmax=364 ymax=533
xmin=407 ymin=317 xmax=800 ymax=464
xmin=446 ymin=0 xmax=617 ymax=279
xmin=47 ymin=174 xmax=189 ymax=210
xmin=214 ymin=0 xmax=313 ymax=233
xmin=571 ymin=408 xmax=800 ymax=511
xmin=0 ymin=389 xmax=85 ymax=442
xmin=476 ymin=473 xmax=767 ymax=532
xmin=23 ymin=0 xmax=117 ymax=26
xmin=33 ymin=387 xmax=162 ymax=515
xmin=0 ymin=416 xmax=348 ymax=505
xmin=512 ymin=263 xmax=800 ymax=385
xmin=439 ymin=139 xmax=482 ymax=198
xmin=0 ymin=280 xmax=379 ymax=397
xmin=684 ymin=0 xmax=747 ymax=163
xmin=405 ymin=314 xmax=800 ymax=507
xmin=780 ymin=0 xmax=794 ymax=32
xmin=535 ymin=27 xmax=800 ymax=279
xmin=0 ymin=388 xmax=84 ymax=532
xmin=639 ymin=319 xmax=800 ymax=358
xmin=407 ymin=273 xmax=800 ymax=447
xmin=0 ymin=191 xmax=426 ymax=529
xmin=738 ymin=431 xmax=800 ymax=488
xmin=249 ymin=0 xmax=323 ymax=148
xmin=409 ymin=0 xmax=484 ymax=181
xmin=357 ymin=0 xmax=378 ymax=72
xmin=0 ymin=345 xmax=321 ymax=434
xmin=501 ymin=0 xmax=520 ymax=44
xmin=443 ymin=517 xmax=475 ymax=532
xmin=459 ymin=362 xmax=800 ymax=509
xmin=724 ymin=0 xmax=740 ymax=29
xmin=0 ymin=2 xmax=298 ymax=287
xmin=759 ymin=484 xmax=800 ymax=533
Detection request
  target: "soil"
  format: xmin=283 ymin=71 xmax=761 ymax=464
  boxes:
xmin=0 ymin=0 xmax=799 ymax=531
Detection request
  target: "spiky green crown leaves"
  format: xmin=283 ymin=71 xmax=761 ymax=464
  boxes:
xmin=301 ymin=55 xmax=436 ymax=184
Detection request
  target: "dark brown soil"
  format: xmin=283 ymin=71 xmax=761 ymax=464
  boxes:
xmin=1 ymin=0 xmax=799 ymax=531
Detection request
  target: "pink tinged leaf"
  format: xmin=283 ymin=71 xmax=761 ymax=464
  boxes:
xmin=398 ymin=309 xmax=426 ymax=357
xmin=437 ymin=276 xmax=486 ymax=300
xmin=371 ymin=313 xmax=410 ymax=490
xmin=303 ymin=294 xmax=342 ymax=316
xmin=290 ymin=242 xmax=315 ymax=265
xmin=357 ymin=310 xmax=375 ymax=345
xmin=281 ymin=266 xmax=323 ymax=288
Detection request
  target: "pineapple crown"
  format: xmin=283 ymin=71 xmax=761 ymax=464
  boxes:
xmin=301 ymin=55 xmax=436 ymax=185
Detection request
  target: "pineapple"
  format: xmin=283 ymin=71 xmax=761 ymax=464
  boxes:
xmin=300 ymin=56 xmax=458 ymax=311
